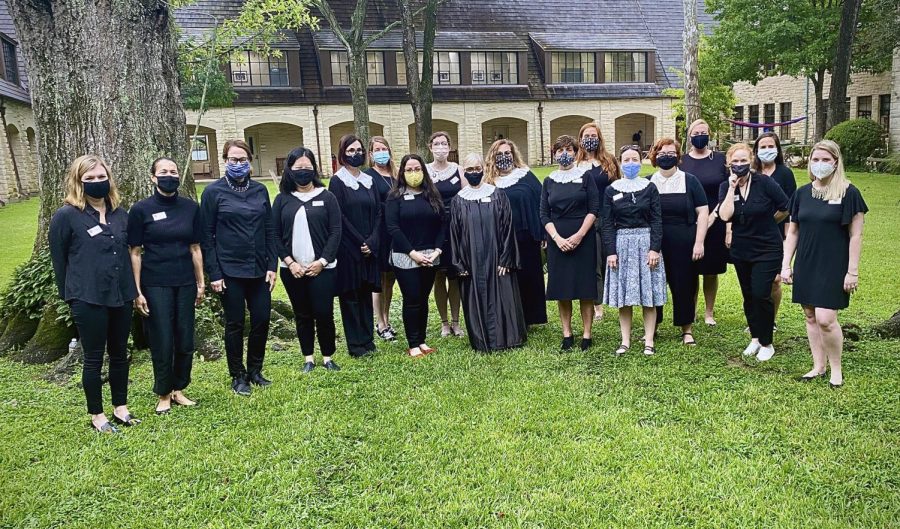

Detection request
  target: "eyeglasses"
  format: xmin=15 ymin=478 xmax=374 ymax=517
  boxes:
xmin=345 ymin=148 xmax=365 ymax=155
xmin=464 ymin=167 xmax=482 ymax=173
xmin=227 ymin=157 xmax=249 ymax=164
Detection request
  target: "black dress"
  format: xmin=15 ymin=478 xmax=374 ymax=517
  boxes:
xmin=328 ymin=174 xmax=381 ymax=295
xmin=681 ymin=152 xmax=728 ymax=274
xmin=764 ymin=164 xmax=797 ymax=238
xmin=540 ymin=169 xmax=601 ymax=301
xmin=450 ymin=185 xmax=526 ymax=351
xmin=366 ymin=167 xmax=396 ymax=273
xmin=495 ymin=168 xmax=547 ymax=325
xmin=789 ymin=184 xmax=867 ymax=310
xmin=428 ymin=162 xmax=463 ymax=278
xmin=584 ymin=163 xmax=611 ymax=304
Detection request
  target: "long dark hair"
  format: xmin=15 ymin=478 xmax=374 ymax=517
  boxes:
xmin=390 ymin=154 xmax=442 ymax=213
xmin=752 ymin=132 xmax=784 ymax=171
xmin=279 ymin=147 xmax=324 ymax=194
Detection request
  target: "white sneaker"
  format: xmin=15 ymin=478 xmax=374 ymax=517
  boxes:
xmin=757 ymin=345 xmax=775 ymax=362
xmin=742 ymin=341 xmax=761 ymax=357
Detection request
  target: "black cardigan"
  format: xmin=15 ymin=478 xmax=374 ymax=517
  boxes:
xmin=601 ymin=183 xmax=663 ymax=255
xmin=272 ymin=189 xmax=342 ymax=264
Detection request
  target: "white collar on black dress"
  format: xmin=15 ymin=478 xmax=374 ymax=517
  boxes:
xmin=611 ymin=177 xmax=650 ymax=193
xmin=494 ymin=167 xmax=530 ymax=189
xmin=291 ymin=187 xmax=326 ymax=202
xmin=457 ymin=184 xmax=496 ymax=201
xmin=427 ymin=162 xmax=460 ymax=182
xmin=650 ymin=169 xmax=686 ymax=194
xmin=335 ymin=166 xmax=372 ymax=190
xmin=548 ymin=166 xmax=586 ymax=183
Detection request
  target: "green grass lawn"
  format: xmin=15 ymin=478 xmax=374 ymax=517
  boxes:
xmin=0 ymin=170 xmax=898 ymax=528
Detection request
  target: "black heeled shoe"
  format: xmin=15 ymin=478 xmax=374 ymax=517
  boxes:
xmin=112 ymin=413 xmax=142 ymax=427
xmin=561 ymin=336 xmax=575 ymax=351
xmin=248 ymin=372 xmax=272 ymax=387
xmin=580 ymin=338 xmax=592 ymax=351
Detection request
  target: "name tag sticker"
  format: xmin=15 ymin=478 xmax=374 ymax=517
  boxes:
xmin=573 ymin=178 xmax=583 ymax=184
xmin=87 ymin=225 xmax=103 ymax=237
xmin=451 ymin=177 xmax=460 ymax=184
xmin=313 ymin=200 xmax=325 ymax=207
xmin=734 ymin=195 xmax=740 ymax=201
xmin=612 ymin=193 xmax=624 ymax=202
xmin=828 ymin=199 xmax=841 ymax=205
xmin=403 ymin=194 xmax=415 ymax=201
xmin=151 ymin=211 xmax=167 ymax=221
xmin=480 ymin=197 xmax=492 ymax=203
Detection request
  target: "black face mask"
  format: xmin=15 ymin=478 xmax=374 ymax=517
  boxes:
xmin=464 ymin=171 xmax=484 ymax=186
xmin=156 ymin=176 xmax=180 ymax=194
xmin=83 ymin=179 xmax=110 ymax=199
xmin=289 ymin=168 xmax=316 ymax=187
xmin=656 ymin=154 xmax=679 ymax=170
xmin=690 ymin=134 xmax=710 ymax=150
xmin=731 ymin=163 xmax=751 ymax=177
xmin=347 ymin=152 xmax=366 ymax=168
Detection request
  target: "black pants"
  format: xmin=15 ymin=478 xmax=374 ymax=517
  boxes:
xmin=70 ymin=301 xmax=133 ymax=415
xmin=221 ymin=275 xmax=271 ymax=379
xmin=338 ymin=286 xmax=376 ymax=356
xmin=281 ymin=268 xmax=337 ymax=357
xmin=144 ymin=285 xmax=196 ymax=396
xmin=733 ymin=258 xmax=781 ymax=346
xmin=657 ymin=223 xmax=699 ymax=327
xmin=394 ymin=266 xmax=437 ymax=348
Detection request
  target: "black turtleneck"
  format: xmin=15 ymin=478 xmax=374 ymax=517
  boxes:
xmin=127 ymin=189 xmax=203 ymax=287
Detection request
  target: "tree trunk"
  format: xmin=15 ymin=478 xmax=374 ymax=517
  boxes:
xmin=826 ymin=0 xmax=863 ymax=132
xmin=348 ymin=45 xmax=371 ymax=147
xmin=812 ymin=71 xmax=827 ymax=141
xmin=400 ymin=0 xmax=439 ymax=158
xmin=7 ymin=0 xmax=191 ymax=256
xmin=873 ymin=309 xmax=900 ymax=338
xmin=682 ymin=0 xmax=701 ymax=127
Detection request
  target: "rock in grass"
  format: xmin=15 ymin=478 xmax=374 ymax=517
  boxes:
xmin=0 ymin=311 xmax=39 ymax=353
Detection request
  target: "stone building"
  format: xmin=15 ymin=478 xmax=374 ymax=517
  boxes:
xmin=176 ymin=0 xmax=712 ymax=177
xmin=731 ymin=49 xmax=900 ymax=151
xmin=0 ymin=4 xmax=37 ymax=205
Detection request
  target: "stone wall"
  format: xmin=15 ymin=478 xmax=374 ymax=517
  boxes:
xmin=0 ymin=99 xmax=38 ymax=204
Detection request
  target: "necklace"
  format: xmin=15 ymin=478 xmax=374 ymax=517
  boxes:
xmin=224 ymin=176 xmax=250 ymax=193
xmin=811 ymin=182 xmax=828 ymax=200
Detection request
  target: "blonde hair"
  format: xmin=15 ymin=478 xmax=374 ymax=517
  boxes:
xmin=368 ymin=136 xmax=396 ymax=177
xmin=687 ymin=118 xmax=710 ymax=138
xmin=808 ymin=139 xmax=850 ymax=201
xmin=574 ymin=121 xmax=621 ymax=179
xmin=64 ymin=154 xmax=121 ymax=210
xmin=462 ymin=152 xmax=484 ymax=170
xmin=725 ymin=142 xmax=754 ymax=165
xmin=484 ymin=139 xmax=526 ymax=184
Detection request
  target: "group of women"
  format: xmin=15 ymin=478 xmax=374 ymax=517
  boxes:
xmin=48 ymin=120 xmax=866 ymax=433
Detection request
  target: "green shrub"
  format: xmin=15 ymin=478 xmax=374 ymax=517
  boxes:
xmin=0 ymin=251 xmax=71 ymax=325
xmin=824 ymin=119 xmax=885 ymax=165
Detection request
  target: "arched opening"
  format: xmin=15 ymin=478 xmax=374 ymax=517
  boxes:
xmin=25 ymin=128 xmax=38 ymax=194
xmin=186 ymin=125 xmax=221 ymax=180
xmin=409 ymin=119 xmax=459 ymax=162
xmin=614 ymin=113 xmax=656 ymax=153
xmin=243 ymin=122 xmax=304 ymax=178
xmin=5 ymin=124 xmax=29 ymax=195
xmin=549 ymin=115 xmax=594 ymax=148
xmin=481 ymin=118 xmax=529 ymax=162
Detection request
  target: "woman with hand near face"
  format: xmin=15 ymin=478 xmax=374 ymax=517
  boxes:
xmin=540 ymin=135 xmax=600 ymax=351
xmin=781 ymin=140 xmax=866 ymax=387
xmin=385 ymin=154 xmax=446 ymax=358
xmin=717 ymin=143 xmax=789 ymax=362
xmin=128 ymin=157 xmax=203 ymax=414
xmin=273 ymin=148 xmax=342 ymax=373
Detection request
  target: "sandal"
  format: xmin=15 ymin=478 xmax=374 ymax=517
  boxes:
xmin=643 ymin=345 xmax=656 ymax=356
xmin=450 ymin=321 xmax=465 ymax=337
xmin=614 ymin=344 xmax=630 ymax=356
xmin=112 ymin=413 xmax=142 ymax=427
xmin=420 ymin=344 xmax=436 ymax=355
xmin=681 ymin=332 xmax=697 ymax=346
xmin=408 ymin=347 xmax=427 ymax=359
xmin=155 ymin=401 xmax=171 ymax=415
xmin=440 ymin=321 xmax=452 ymax=337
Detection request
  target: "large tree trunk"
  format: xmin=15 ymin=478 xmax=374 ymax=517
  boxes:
xmin=6 ymin=0 xmax=189 ymax=364
xmin=682 ymin=0 xmax=701 ymax=127
xmin=812 ymin=71 xmax=827 ymax=141
xmin=400 ymin=0 xmax=438 ymax=158
xmin=826 ymin=0 xmax=863 ymax=132
xmin=873 ymin=309 xmax=900 ymax=338
xmin=348 ymin=43 xmax=372 ymax=147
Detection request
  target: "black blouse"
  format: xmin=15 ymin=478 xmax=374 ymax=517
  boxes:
xmin=199 ymin=179 xmax=277 ymax=281
xmin=127 ymin=191 xmax=203 ymax=287
xmin=600 ymin=183 xmax=663 ymax=255
xmin=498 ymin=171 xmax=544 ymax=241
xmin=49 ymin=203 xmax=137 ymax=307
xmin=539 ymin=177 xmax=601 ymax=225
xmin=271 ymin=189 xmax=342 ymax=265
xmin=385 ymin=192 xmax=446 ymax=254
xmin=680 ymin=151 xmax=728 ymax=212
xmin=718 ymin=173 xmax=789 ymax=262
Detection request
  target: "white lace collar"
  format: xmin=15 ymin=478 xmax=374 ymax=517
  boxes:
xmin=548 ymin=166 xmax=586 ymax=183
xmin=577 ymin=160 xmax=599 ymax=170
xmin=611 ymin=177 xmax=650 ymax=193
xmin=494 ymin=167 xmax=530 ymax=189
xmin=457 ymin=184 xmax=496 ymax=201
xmin=335 ymin=166 xmax=372 ymax=190
xmin=650 ymin=170 xmax=686 ymax=194
xmin=427 ymin=162 xmax=459 ymax=182
xmin=291 ymin=187 xmax=326 ymax=202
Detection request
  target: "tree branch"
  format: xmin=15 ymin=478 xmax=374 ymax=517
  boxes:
xmin=311 ymin=0 xmax=350 ymax=50
xmin=364 ymin=0 xmax=447 ymax=46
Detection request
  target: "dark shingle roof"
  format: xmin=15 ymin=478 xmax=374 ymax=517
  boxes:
xmin=529 ymin=33 xmax=657 ymax=52
xmin=0 ymin=0 xmax=31 ymax=105
xmin=312 ymin=31 xmax=528 ymax=51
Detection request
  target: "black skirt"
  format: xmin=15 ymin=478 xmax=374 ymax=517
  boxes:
xmin=545 ymin=217 xmax=598 ymax=301
xmin=698 ymin=217 xmax=728 ymax=275
xmin=516 ymin=231 xmax=548 ymax=325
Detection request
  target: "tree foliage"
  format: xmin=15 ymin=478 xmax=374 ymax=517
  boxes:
xmin=665 ymin=38 xmax=737 ymax=141
xmin=853 ymin=0 xmax=900 ymax=73
xmin=824 ymin=118 xmax=885 ymax=165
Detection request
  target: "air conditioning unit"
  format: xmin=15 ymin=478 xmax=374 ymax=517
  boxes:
xmin=472 ymin=70 xmax=485 ymax=82
xmin=232 ymin=71 xmax=249 ymax=83
xmin=490 ymin=71 xmax=503 ymax=82
xmin=438 ymin=71 xmax=450 ymax=82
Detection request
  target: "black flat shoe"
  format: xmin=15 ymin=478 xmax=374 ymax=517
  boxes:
xmin=302 ymin=362 xmax=315 ymax=374
xmin=830 ymin=381 xmax=844 ymax=389
xmin=796 ymin=372 xmax=827 ymax=382
xmin=112 ymin=414 xmax=142 ymax=427
xmin=231 ymin=376 xmax=252 ymax=396
xmin=580 ymin=338 xmax=592 ymax=351
xmin=90 ymin=421 xmax=119 ymax=434
xmin=561 ymin=336 xmax=575 ymax=351
xmin=324 ymin=360 xmax=341 ymax=371
xmin=248 ymin=372 xmax=272 ymax=387
xmin=350 ymin=349 xmax=373 ymax=359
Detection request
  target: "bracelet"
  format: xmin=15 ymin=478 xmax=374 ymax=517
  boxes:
xmin=847 ymin=272 xmax=858 ymax=277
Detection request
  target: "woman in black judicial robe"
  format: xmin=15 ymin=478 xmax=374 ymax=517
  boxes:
xmin=485 ymin=138 xmax=547 ymax=326
xmin=451 ymin=153 xmax=526 ymax=352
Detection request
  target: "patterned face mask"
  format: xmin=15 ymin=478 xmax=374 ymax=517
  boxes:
xmin=495 ymin=152 xmax=514 ymax=171
xmin=581 ymin=137 xmax=599 ymax=152
xmin=556 ymin=151 xmax=575 ymax=167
